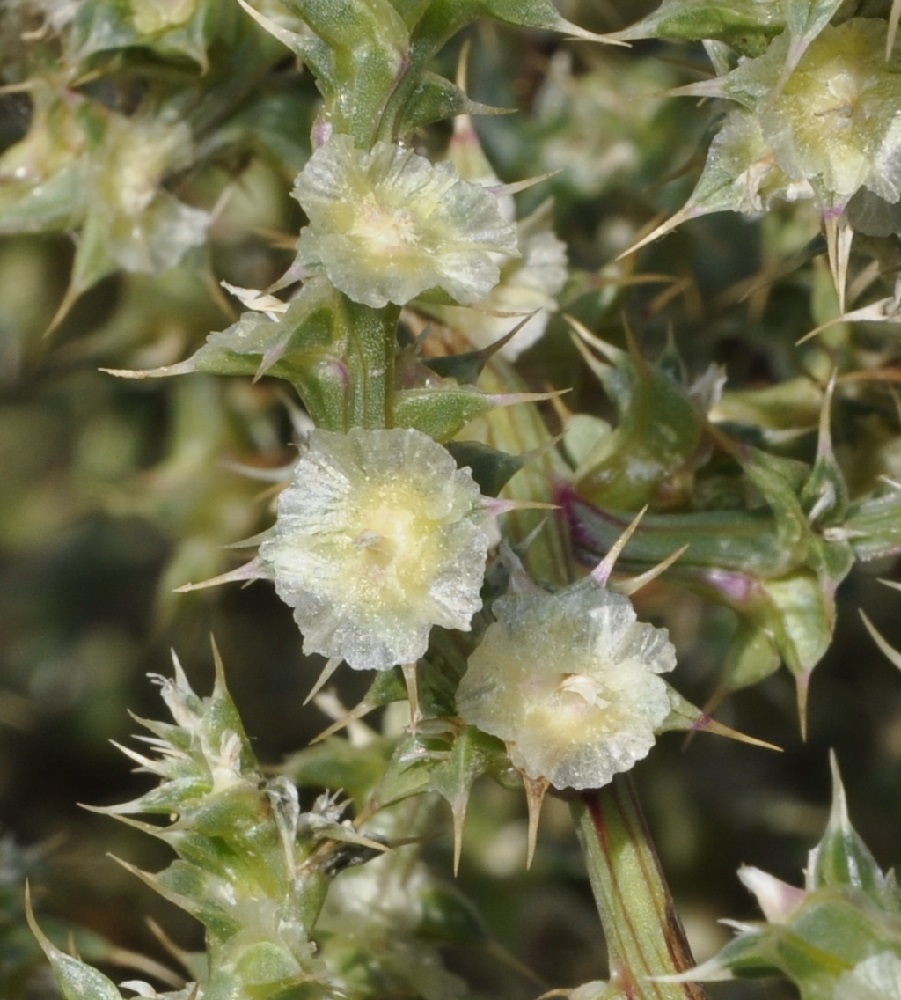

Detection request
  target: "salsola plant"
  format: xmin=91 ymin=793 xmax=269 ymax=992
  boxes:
xmin=4 ymin=1 xmax=901 ymax=999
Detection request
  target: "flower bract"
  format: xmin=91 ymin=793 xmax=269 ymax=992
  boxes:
xmin=259 ymin=428 xmax=490 ymax=671
xmin=291 ymin=134 xmax=518 ymax=308
xmin=456 ymin=576 xmax=676 ymax=790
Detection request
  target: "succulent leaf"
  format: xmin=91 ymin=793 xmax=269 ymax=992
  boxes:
xmin=603 ymin=0 xmax=782 ymax=50
xmin=568 ymin=333 xmax=708 ymax=509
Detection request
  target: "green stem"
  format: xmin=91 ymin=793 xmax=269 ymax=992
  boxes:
xmin=572 ymin=777 xmax=708 ymax=1000
xmin=344 ymin=300 xmax=399 ymax=429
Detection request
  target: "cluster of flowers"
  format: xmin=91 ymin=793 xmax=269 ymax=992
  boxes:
xmin=162 ymin=69 xmax=684 ymax=793
xmin=251 ymin=423 xmax=680 ymax=794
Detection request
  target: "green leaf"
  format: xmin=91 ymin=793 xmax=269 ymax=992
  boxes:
xmin=845 ymin=486 xmax=901 ymax=563
xmin=412 ymin=0 xmax=603 ymax=56
xmin=605 ymin=0 xmax=782 ymax=48
xmin=283 ymin=738 xmax=395 ymax=806
xmin=421 ymin=327 xmax=519 ymax=384
xmin=759 ymin=572 xmax=835 ymax=677
xmin=234 ymin=0 xmax=324 ymax=63
xmin=153 ymin=860 xmax=243 ymax=938
xmin=231 ymin=942 xmax=300 ymax=987
xmin=374 ymin=729 xmax=447 ymax=809
xmin=659 ymin=686 xmax=778 ymax=753
xmin=719 ymin=620 xmax=781 ymax=692
xmin=727 ymin=444 xmax=810 ymax=552
xmin=808 ymin=757 xmax=894 ymax=905
xmin=196 ymin=282 xmax=339 ymax=375
xmin=428 ymin=724 xmax=506 ymax=808
xmin=376 ymin=0 xmax=604 ymax=139
xmin=445 ymin=440 xmax=523 ymax=497
xmin=194 ymin=282 xmax=391 ymax=430
xmin=567 ymin=496 xmax=797 ymax=577
xmin=401 ymin=73 xmax=504 ymax=132
xmin=27 ymin=901 xmax=125 ymax=1000
xmin=429 ymin=724 xmax=508 ymax=871
xmin=573 ymin=344 xmax=706 ymax=509
xmin=392 ymin=384 xmax=500 ymax=441
xmin=0 ymin=86 xmax=89 ymax=235
xmin=417 ymin=883 xmax=486 ymax=944
xmin=0 ymin=162 xmax=86 ymax=233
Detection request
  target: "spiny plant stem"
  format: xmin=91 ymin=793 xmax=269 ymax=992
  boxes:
xmin=573 ymin=779 xmax=709 ymax=1000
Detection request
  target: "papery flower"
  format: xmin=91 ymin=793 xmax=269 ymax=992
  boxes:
xmin=291 ymin=134 xmax=518 ymax=309
xmin=456 ymin=574 xmax=676 ymax=790
xmin=679 ymin=17 xmax=901 ymax=212
xmin=623 ymin=17 xmax=901 ymax=277
xmin=258 ymin=427 xmax=490 ymax=671
xmin=425 ymin=203 xmax=568 ymax=360
xmin=418 ymin=111 xmax=566 ymax=359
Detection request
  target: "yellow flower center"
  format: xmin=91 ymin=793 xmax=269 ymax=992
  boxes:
xmin=347 ymin=483 xmax=442 ymax=605
xmin=558 ymin=672 xmax=610 ymax=710
xmin=349 ymin=194 xmax=418 ymax=252
xmin=354 ymin=504 xmax=418 ymax=568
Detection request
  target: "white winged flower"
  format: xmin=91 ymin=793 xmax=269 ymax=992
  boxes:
xmin=425 ymin=113 xmax=566 ymax=359
xmin=425 ymin=204 xmax=568 ymax=360
xmin=291 ymin=134 xmax=518 ymax=309
xmin=456 ymin=573 xmax=676 ymax=790
xmin=258 ymin=428 xmax=490 ymax=671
